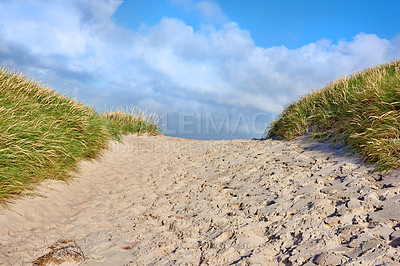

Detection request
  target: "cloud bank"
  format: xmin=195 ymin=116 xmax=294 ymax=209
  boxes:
xmin=0 ymin=0 xmax=399 ymax=139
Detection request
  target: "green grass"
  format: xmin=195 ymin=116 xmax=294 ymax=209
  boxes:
xmin=101 ymin=106 xmax=160 ymax=140
xmin=0 ymin=66 xmax=160 ymax=200
xmin=266 ymin=59 xmax=400 ymax=171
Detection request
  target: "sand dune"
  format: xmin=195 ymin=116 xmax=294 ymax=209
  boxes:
xmin=0 ymin=135 xmax=399 ymax=265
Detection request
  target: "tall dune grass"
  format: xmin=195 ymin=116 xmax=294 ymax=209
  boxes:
xmin=0 ymin=66 xmax=160 ymax=200
xmin=101 ymin=106 xmax=160 ymax=140
xmin=266 ymin=59 xmax=400 ymax=171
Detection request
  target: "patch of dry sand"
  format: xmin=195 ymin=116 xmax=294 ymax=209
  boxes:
xmin=0 ymin=135 xmax=399 ymax=265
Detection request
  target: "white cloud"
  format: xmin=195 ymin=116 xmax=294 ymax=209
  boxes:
xmin=0 ymin=0 xmax=399 ymax=139
xmin=171 ymin=0 xmax=228 ymax=25
xmin=195 ymin=1 xmax=228 ymax=24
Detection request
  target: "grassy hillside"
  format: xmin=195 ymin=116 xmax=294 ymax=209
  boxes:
xmin=0 ymin=67 xmax=160 ymax=200
xmin=267 ymin=59 xmax=400 ymax=171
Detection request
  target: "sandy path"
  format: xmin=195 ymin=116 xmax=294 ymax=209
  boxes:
xmin=0 ymin=135 xmax=399 ymax=265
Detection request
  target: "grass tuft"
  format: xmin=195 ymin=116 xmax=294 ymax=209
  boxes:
xmin=266 ymin=59 xmax=400 ymax=171
xmin=0 ymin=66 xmax=160 ymax=200
xmin=101 ymin=106 xmax=161 ymax=140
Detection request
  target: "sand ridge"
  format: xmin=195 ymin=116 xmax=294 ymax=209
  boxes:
xmin=0 ymin=135 xmax=399 ymax=265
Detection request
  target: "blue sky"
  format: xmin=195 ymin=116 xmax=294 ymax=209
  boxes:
xmin=0 ymin=0 xmax=400 ymax=139
xmin=114 ymin=0 xmax=400 ymax=48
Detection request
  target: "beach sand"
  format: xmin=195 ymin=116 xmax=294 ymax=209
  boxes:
xmin=0 ymin=134 xmax=399 ymax=265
